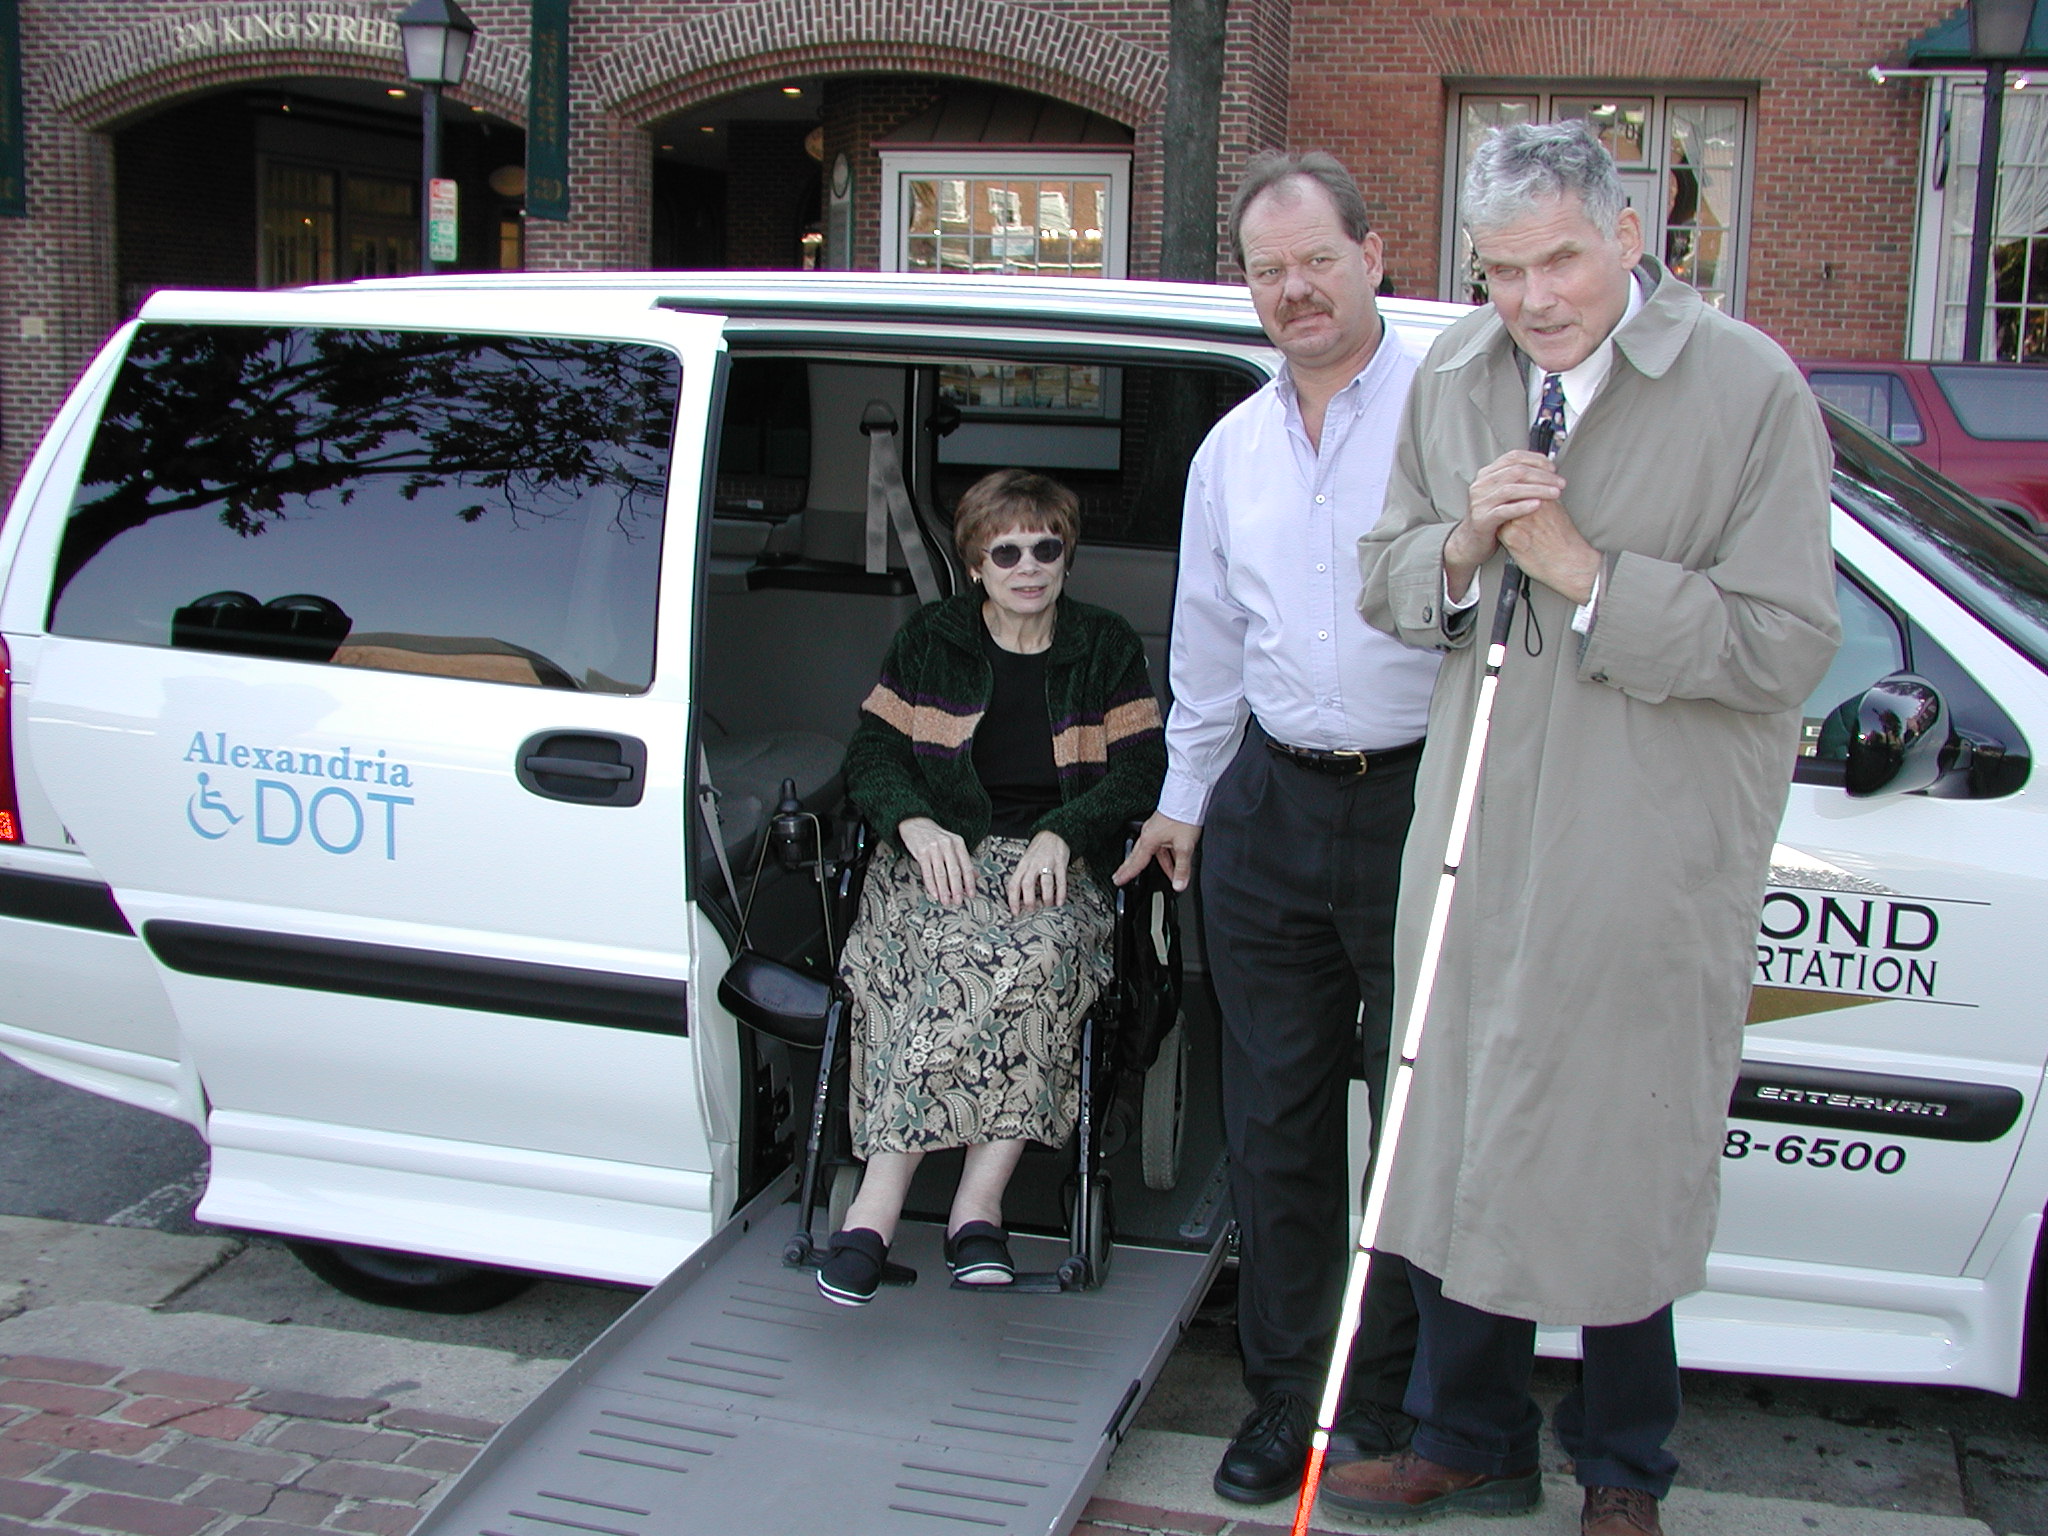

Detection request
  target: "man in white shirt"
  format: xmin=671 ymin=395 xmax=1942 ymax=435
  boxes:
xmin=1115 ymin=152 xmax=1442 ymax=1506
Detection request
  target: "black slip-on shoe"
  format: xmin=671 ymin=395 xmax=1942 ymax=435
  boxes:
xmin=1212 ymin=1389 xmax=1312 ymax=1504
xmin=945 ymin=1221 xmax=1015 ymax=1285
xmin=817 ymin=1227 xmax=888 ymax=1306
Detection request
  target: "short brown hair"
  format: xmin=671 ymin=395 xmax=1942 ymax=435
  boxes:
xmin=951 ymin=468 xmax=1081 ymax=568
xmin=1228 ymin=151 xmax=1373 ymax=270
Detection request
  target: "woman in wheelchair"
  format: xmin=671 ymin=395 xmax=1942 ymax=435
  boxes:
xmin=819 ymin=468 xmax=1167 ymax=1305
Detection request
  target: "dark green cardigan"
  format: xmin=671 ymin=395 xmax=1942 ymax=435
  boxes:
xmin=843 ymin=592 xmax=1167 ymax=884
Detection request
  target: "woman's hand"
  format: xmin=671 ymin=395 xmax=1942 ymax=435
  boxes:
xmin=1005 ymin=830 xmax=1072 ymax=917
xmin=899 ymin=817 xmax=976 ymax=905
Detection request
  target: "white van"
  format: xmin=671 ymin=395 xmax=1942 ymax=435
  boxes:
xmin=1 ymin=272 xmax=2045 ymax=1397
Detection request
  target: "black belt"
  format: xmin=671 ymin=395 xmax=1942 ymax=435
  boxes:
xmin=1264 ymin=735 xmax=1425 ymax=777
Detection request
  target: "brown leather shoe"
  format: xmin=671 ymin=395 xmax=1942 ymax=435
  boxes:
xmin=1320 ymin=1448 xmax=1541 ymax=1524
xmin=1582 ymin=1485 xmax=1663 ymax=1535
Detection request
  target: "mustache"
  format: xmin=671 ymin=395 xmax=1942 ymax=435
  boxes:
xmin=1276 ymin=298 xmax=1334 ymax=323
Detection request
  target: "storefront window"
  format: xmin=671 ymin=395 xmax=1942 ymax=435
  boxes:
xmin=1445 ymin=90 xmax=1751 ymax=313
xmin=1923 ymin=83 xmax=2048 ymax=362
xmin=260 ymin=161 xmax=417 ymax=288
xmin=881 ymin=151 xmax=1130 ymax=279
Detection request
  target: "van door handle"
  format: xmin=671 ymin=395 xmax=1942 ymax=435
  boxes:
xmin=515 ymin=732 xmax=648 ymax=807
xmin=523 ymin=756 xmax=631 ymax=782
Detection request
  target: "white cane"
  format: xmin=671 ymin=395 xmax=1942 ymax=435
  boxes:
xmin=1289 ymin=425 xmax=1554 ymax=1535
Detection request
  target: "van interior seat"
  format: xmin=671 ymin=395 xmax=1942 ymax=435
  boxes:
xmin=700 ymin=728 xmax=846 ymax=883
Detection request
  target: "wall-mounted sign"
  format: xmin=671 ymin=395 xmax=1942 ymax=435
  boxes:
xmin=428 ymin=176 xmax=459 ymax=263
xmin=528 ymin=0 xmax=570 ymax=221
xmin=0 ymin=0 xmax=24 ymax=217
xmin=169 ymin=8 xmax=401 ymax=53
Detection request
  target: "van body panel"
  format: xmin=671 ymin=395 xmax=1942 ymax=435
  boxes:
xmin=199 ymin=1110 xmax=713 ymax=1286
xmin=9 ymin=302 xmax=730 ymax=1265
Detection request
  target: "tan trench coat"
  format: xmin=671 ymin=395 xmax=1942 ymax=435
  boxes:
xmin=1357 ymin=258 xmax=1841 ymax=1325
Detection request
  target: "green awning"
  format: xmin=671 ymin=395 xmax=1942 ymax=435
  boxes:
xmin=1906 ymin=3 xmax=2048 ymax=63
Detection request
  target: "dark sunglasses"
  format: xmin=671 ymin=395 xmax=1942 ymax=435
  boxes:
xmin=984 ymin=536 xmax=1066 ymax=569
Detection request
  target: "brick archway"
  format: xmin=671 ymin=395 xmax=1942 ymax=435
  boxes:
xmin=593 ymin=0 xmax=1165 ymax=130
xmin=60 ymin=53 xmax=524 ymax=136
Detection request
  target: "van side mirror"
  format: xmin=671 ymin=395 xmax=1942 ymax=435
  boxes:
xmin=1844 ymin=672 xmax=1983 ymax=797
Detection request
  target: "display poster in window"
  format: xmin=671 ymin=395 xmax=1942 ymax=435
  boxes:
xmin=527 ymin=0 xmax=570 ymax=221
xmin=0 ymin=0 xmax=24 ymax=217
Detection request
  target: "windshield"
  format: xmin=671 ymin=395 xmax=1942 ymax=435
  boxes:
xmin=1823 ymin=403 xmax=2048 ymax=677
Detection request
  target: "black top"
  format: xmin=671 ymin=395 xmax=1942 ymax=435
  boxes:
xmin=973 ymin=619 xmax=1061 ymax=838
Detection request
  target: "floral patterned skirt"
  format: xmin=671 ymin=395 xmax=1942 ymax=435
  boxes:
xmin=840 ymin=836 xmax=1114 ymax=1158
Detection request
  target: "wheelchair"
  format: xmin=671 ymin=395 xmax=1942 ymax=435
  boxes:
xmin=716 ymin=782 xmax=1184 ymax=1293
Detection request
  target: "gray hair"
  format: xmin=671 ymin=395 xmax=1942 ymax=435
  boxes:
xmin=1228 ymin=150 xmax=1372 ymax=269
xmin=1463 ymin=121 xmax=1626 ymax=237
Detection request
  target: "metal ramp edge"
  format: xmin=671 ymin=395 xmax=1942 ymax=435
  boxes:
xmin=416 ymin=1174 xmax=1226 ymax=1536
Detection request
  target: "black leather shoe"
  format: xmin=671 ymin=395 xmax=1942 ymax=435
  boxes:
xmin=1332 ymin=1399 xmax=1416 ymax=1460
xmin=1213 ymin=1389 xmax=1312 ymax=1504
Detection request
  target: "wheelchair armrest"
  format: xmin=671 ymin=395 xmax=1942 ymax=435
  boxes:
xmin=719 ymin=950 xmax=835 ymax=1050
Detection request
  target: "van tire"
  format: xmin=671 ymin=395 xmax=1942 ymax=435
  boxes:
xmin=286 ymin=1241 xmax=539 ymax=1314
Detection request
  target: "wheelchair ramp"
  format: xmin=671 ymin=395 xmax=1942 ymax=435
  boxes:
xmin=416 ymin=1190 xmax=1224 ymax=1536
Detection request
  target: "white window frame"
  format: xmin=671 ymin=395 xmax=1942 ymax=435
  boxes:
xmin=876 ymin=150 xmax=1132 ymax=279
xmin=1907 ymin=76 xmax=2048 ymax=361
xmin=1440 ymin=86 xmax=1756 ymax=316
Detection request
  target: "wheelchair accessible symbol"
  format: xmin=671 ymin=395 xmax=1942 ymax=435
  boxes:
xmin=185 ymin=772 xmax=243 ymax=840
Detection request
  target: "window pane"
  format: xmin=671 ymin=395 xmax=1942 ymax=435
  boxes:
xmin=261 ymin=162 xmax=337 ymax=289
xmin=50 ymin=326 xmax=681 ymax=693
xmin=1802 ymin=573 xmax=1907 ymax=759
xmin=1664 ymin=100 xmax=1746 ymax=309
xmin=930 ymin=360 xmax=1256 ymax=549
xmin=1808 ymin=372 xmax=1895 ymax=435
xmin=1453 ymin=98 xmax=1539 ymax=303
xmin=1932 ymin=88 xmax=2048 ymax=359
xmin=1554 ymin=97 xmax=1653 ymax=165
xmin=1931 ymin=364 xmax=2048 ymax=439
xmin=902 ymin=174 xmax=1112 ymax=278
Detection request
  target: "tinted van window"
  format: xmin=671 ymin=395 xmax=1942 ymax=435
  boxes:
xmin=49 ymin=325 xmax=681 ymax=693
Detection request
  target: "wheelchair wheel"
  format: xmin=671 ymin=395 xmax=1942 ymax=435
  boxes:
xmin=1062 ymin=1176 xmax=1116 ymax=1289
xmin=827 ymin=1161 xmax=862 ymax=1234
xmin=1140 ymin=1014 xmax=1188 ymax=1191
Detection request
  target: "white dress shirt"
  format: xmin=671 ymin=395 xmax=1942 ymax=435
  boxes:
xmin=1159 ymin=332 xmax=1442 ymax=825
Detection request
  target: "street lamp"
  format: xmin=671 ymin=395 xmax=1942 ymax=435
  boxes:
xmin=1962 ymin=0 xmax=2045 ymax=358
xmin=397 ymin=0 xmax=477 ymax=274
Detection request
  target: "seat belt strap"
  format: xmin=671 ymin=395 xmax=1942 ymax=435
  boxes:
xmin=694 ymin=745 xmax=748 ymax=939
xmin=861 ymin=400 xmax=942 ymax=605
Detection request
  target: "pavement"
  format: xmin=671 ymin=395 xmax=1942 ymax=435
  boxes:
xmin=0 ymin=1217 xmax=2015 ymax=1536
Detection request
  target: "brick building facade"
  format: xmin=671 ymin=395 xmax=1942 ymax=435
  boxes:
xmin=0 ymin=0 xmax=1995 ymax=494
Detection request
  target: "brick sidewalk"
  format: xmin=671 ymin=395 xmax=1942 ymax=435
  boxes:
xmin=0 ymin=1346 xmax=1355 ymax=1536
xmin=0 ymin=1353 xmax=497 ymax=1536
xmin=1076 ymin=1495 xmax=1348 ymax=1536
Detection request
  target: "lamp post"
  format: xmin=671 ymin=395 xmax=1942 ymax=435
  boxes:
xmin=398 ymin=0 xmax=477 ymax=274
xmin=1962 ymin=0 xmax=2039 ymax=358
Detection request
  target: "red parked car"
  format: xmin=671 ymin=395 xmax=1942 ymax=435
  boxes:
xmin=1798 ymin=360 xmax=2048 ymax=534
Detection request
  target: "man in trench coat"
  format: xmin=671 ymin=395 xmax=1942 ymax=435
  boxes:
xmin=1327 ymin=122 xmax=1840 ymax=1536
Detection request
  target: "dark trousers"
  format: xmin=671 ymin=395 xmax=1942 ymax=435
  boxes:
xmin=1201 ymin=725 xmax=1419 ymax=1409
xmin=1405 ymin=1265 xmax=1681 ymax=1497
